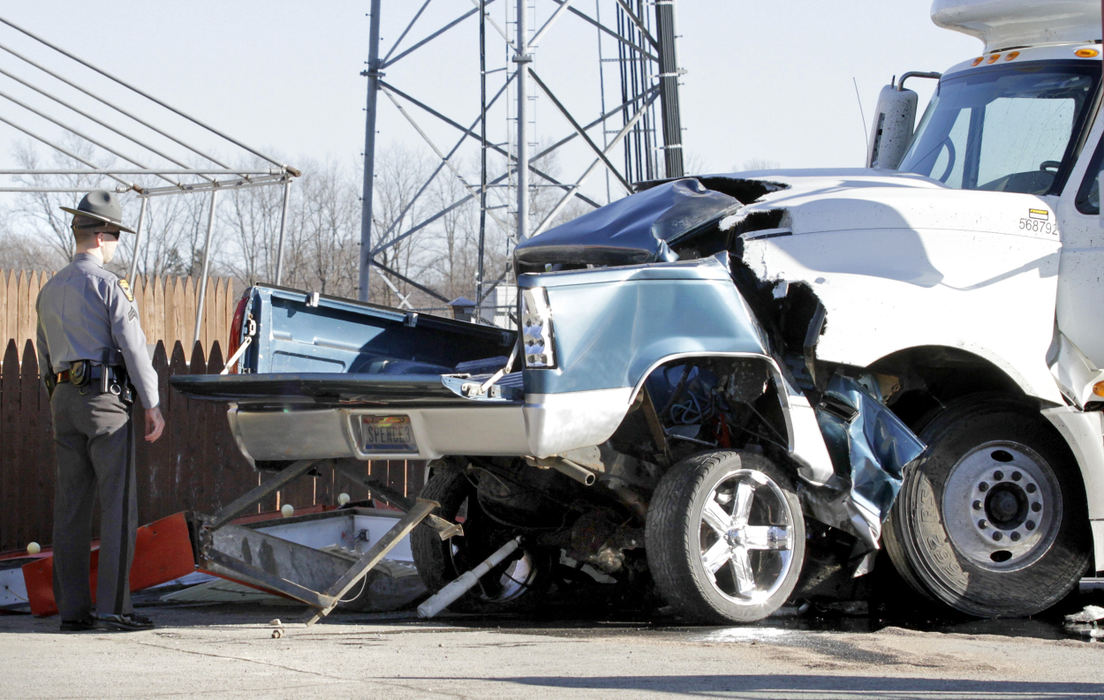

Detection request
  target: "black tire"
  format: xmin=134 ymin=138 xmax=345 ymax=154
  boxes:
xmin=411 ymin=468 xmax=540 ymax=609
xmin=883 ymin=397 xmax=1090 ymax=617
xmin=645 ymin=450 xmax=805 ymax=624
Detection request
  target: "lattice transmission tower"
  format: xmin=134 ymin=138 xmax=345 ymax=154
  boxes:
xmin=359 ymin=0 xmax=683 ymax=321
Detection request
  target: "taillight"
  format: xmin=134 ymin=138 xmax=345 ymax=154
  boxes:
xmin=225 ymin=293 xmax=250 ymax=374
xmin=520 ymin=287 xmax=556 ymax=369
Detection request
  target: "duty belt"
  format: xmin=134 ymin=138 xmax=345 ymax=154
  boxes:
xmin=55 ymin=360 xmax=132 ymax=401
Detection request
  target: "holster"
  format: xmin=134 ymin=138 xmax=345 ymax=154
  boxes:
xmin=71 ymin=361 xmax=133 ymax=403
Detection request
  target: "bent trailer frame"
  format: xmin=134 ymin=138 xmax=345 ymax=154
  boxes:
xmin=192 ymin=458 xmax=458 ymax=626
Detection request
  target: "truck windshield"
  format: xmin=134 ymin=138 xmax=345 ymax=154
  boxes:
xmin=898 ymin=60 xmax=1099 ymax=195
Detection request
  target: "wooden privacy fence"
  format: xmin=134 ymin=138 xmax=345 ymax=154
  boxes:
xmin=0 ymin=339 xmax=425 ymax=553
xmin=1 ymin=270 xmax=238 ymax=356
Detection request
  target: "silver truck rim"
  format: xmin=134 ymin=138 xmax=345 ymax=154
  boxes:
xmin=697 ymin=469 xmax=796 ymax=604
xmin=941 ymin=440 xmax=1061 ymax=571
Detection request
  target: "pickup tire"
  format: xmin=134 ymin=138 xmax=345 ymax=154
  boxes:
xmin=411 ymin=468 xmax=540 ymax=610
xmin=882 ymin=397 xmax=1090 ymax=617
xmin=645 ymin=450 xmax=805 ymax=623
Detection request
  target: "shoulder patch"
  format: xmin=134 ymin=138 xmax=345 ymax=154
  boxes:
xmin=118 ymin=279 xmax=135 ymax=302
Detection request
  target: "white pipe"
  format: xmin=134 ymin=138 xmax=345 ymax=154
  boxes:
xmin=416 ymin=537 xmax=521 ymax=618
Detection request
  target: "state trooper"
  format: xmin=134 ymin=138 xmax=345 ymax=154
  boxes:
xmin=35 ymin=190 xmax=166 ymax=632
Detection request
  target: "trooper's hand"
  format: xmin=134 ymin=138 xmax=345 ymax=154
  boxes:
xmin=145 ymin=406 xmax=165 ymax=443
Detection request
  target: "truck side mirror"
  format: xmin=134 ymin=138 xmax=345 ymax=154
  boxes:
xmin=866 ymin=84 xmax=918 ymax=169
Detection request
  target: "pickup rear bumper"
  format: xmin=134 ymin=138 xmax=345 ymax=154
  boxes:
xmin=218 ymin=385 xmax=635 ymax=462
xmin=173 ymin=372 xmax=636 ymax=461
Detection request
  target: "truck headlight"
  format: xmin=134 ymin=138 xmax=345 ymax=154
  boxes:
xmin=520 ymin=287 xmax=556 ymax=369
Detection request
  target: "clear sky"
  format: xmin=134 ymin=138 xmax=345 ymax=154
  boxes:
xmin=0 ymin=2 xmax=981 ymax=186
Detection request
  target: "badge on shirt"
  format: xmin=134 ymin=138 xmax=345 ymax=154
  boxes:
xmin=118 ymin=279 xmax=135 ymax=302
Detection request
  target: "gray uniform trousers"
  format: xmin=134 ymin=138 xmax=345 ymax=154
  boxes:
xmin=49 ymin=382 xmax=137 ymax=620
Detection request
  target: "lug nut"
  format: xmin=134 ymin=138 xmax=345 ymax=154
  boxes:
xmin=993 ymin=532 xmax=1003 ymax=541
xmin=1026 ymin=521 xmax=1036 ymax=531
xmin=994 ymin=470 xmax=1004 ymax=480
xmin=1026 ymin=484 xmax=1037 ymax=494
xmin=979 ymin=482 xmax=989 ymax=492
xmin=1012 ymin=471 xmax=1022 ymax=481
xmin=978 ymin=519 xmax=988 ymax=529
xmin=1031 ymin=502 xmax=1041 ymax=513
xmin=972 ymin=500 xmax=982 ymax=510
xmin=1010 ymin=532 xmax=1021 ymax=542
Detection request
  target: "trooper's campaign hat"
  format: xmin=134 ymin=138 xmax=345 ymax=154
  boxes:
xmin=59 ymin=190 xmax=136 ymax=233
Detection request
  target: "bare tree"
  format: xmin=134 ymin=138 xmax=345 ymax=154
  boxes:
xmin=220 ymin=172 xmax=285 ymax=286
xmin=6 ymin=139 xmax=107 ymax=266
xmin=367 ymin=145 xmax=436 ymax=307
xmin=0 ymin=232 xmax=62 ymax=272
xmin=423 ymin=171 xmax=480 ymax=302
xmin=282 ymin=158 xmax=360 ymax=297
xmin=0 ymin=137 xmax=211 ymax=278
xmin=123 ymin=191 xmax=208 ymax=279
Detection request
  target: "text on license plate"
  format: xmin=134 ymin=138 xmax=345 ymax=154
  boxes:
xmin=360 ymin=415 xmax=417 ymax=453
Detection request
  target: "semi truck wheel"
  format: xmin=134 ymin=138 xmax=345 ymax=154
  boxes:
xmin=411 ymin=468 xmax=540 ymax=609
xmin=883 ymin=397 xmax=1090 ymax=617
xmin=645 ymin=450 xmax=805 ymax=623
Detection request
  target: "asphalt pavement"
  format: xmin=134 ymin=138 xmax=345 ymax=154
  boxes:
xmin=3 ymin=594 xmax=1104 ymax=699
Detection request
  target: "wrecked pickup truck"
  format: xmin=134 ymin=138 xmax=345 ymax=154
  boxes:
xmin=174 ymin=0 xmax=1104 ymax=622
xmin=173 ymin=245 xmax=924 ymax=624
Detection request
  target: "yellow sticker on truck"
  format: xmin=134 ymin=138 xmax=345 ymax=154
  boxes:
xmin=1019 ymin=208 xmax=1058 ymax=236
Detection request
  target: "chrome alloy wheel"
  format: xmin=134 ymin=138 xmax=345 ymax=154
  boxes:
xmin=942 ymin=440 xmax=1061 ymax=570
xmin=696 ymin=469 xmax=797 ymax=604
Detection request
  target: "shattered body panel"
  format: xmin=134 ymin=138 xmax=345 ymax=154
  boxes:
xmin=520 ymin=170 xmax=1064 ymax=402
xmin=517 ymin=255 xmax=834 ymax=477
xmin=730 ymin=171 xmax=1064 ymax=403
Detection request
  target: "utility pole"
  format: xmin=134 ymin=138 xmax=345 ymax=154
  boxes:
xmin=359 ymin=0 xmax=383 ymax=302
xmin=514 ymin=0 xmax=531 ymax=242
xmin=655 ymin=0 xmax=684 ymax=178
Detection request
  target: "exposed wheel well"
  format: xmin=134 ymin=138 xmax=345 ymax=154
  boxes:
xmin=867 ymin=346 xmax=1031 ymax=428
xmin=864 ymin=348 xmax=1086 ymax=526
xmin=638 ymin=355 xmax=791 ymax=452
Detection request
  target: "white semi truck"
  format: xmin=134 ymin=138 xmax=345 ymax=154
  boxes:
xmin=830 ymin=0 xmax=1104 ymax=617
xmin=175 ymin=0 xmax=1104 ymax=622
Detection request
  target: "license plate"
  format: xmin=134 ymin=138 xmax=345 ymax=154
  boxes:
xmin=360 ymin=415 xmax=417 ymax=453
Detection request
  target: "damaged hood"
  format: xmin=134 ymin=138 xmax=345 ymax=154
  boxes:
xmin=516 ymin=169 xmax=1058 ymax=268
xmin=514 ymin=178 xmax=742 ymax=268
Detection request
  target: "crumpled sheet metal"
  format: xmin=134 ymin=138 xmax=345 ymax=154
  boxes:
xmin=514 ymin=178 xmax=739 ymax=267
xmin=806 ymin=375 xmax=926 ymax=549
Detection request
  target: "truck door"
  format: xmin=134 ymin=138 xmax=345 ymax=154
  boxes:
xmin=1055 ymin=117 xmax=1104 ymax=375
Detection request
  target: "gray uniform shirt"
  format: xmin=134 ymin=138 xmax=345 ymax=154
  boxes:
xmin=36 ymin=253 xmax=159 ymax=409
